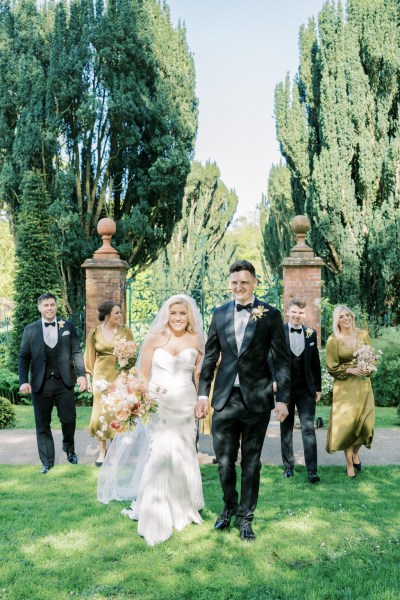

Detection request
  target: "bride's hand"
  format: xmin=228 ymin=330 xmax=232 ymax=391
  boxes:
xmin=346 ymin=367 xmax=366 ymax=377
xmin=195 ymin=399 xmax=208 ymax=419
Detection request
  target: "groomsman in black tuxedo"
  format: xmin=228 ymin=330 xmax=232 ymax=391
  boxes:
xmin=196 ymin=260 xmax=291 ymax=541
xmin=19 ymin=293 xmax=86 ymax=474
xmin=280 ymin=298 xmax=322 ymax=483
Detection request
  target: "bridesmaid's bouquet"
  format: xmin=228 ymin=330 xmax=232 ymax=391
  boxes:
xmin=113 ymin=336 xmax=138 ymax=370
xmin=353 ymin=343 xmax=382 ymax=378
xmin=97 ymin=369 xmax=158 ymax=435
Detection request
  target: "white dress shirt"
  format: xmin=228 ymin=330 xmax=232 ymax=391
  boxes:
xmin=42 ymin=319 xmax=58 ymax=348
xmin=288 ymin=323 xmax=305 ymax=357
xmin=233 ymin=296 xmax=255 ymax=386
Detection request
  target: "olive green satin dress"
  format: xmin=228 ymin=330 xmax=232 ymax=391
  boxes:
xmin=325 ymin=330 xmax=375 ymax=453
xmin=84 ymin=325 xmax=134 ymax=440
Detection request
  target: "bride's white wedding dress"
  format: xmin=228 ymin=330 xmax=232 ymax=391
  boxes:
xmin=97 ymin=347 xmax=204 ymax=546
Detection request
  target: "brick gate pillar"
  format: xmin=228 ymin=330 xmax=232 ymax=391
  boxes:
xmin=81 ymin=218 xmax=129 ymax=338
xmin=281 ymin=215 xmax=325 ymax=346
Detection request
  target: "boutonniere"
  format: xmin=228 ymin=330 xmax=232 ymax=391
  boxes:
xmin=251 ymin=306 xmax=268 ymax=321
xmin=58 ymin=320 xmax=65 ymax=329
xmin=305 ymin=328 xmax=313 ymax=338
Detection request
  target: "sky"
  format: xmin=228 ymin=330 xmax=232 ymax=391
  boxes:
xmin=167 ymin=0 xmax=328 ymax=218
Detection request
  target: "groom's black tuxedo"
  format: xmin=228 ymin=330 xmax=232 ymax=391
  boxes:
xmin=19 ymin=318 xmax=85 ymax=467
xmin=199 ymin=297 xmax=290 ymax=408
xmin=199 ymin=297 xmax=291 ymax=525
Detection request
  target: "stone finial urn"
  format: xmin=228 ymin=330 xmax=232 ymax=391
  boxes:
xmin=289 ymin=215 xmax=313 ymax=257
xmin=93 ymin=217 xmax=119 ymax=259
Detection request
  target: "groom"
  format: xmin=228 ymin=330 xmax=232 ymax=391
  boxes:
xmin=196 ymin=260 xmax=291 ymax=541
xmin=19 ymin=293 xmax=86 ymax=474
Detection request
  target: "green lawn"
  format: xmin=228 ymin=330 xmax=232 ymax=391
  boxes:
xmin=0 ymin=464 xmax=399 ymax=600
xmin=11 ymin=405 xmax=400 ymax=430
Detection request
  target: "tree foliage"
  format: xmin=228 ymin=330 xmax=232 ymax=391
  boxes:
xmin=0 ymin=218 xmax=15 ymax=303
xmin=0 ymin=0 xmax=197 ymax=315
xmin=268 ymin=0 xmax=400 ymax=319
xmin=8 ymin=171 xmax=63 ymax=369
xmin=150 ymin=160 xmax=238 ymax=295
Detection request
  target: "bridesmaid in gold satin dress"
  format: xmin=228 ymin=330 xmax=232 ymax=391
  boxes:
xmin=84 ymin=301 xmax=134 ymax=466
xmin=325 ymin=306 xmax=375 ymax=478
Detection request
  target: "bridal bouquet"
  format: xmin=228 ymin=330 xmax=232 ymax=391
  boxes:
xmin=113 ymin=336 xmax=138 ymax=370
xmin=353 ymin=343 xmax=382 ymax=378
xmin=97 ymin=369 xmax=158 ymax=435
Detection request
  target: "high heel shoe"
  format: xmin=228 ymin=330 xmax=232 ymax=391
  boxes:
xmin=346 ymin=467 xmax=356 ymax=479
xmin=353 ymin=459 xmax=362 ymax=472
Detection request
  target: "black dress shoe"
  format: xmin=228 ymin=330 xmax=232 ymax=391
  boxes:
xmin=308 ymin=471 xmax=320 ymax=484
xmin=40 ymin=465 xmax=52 ymax=475
xmin=66 ymin=451 xmax=78 ymax=464
xmin=284 ymin=468 xmax=294 ymax=478
xmin=214 ymin=506 xmax=237 ymax=530
xmin=353 ymin=459 xmax=362 ymax=472
xmin=239 ymin=522 xmax=256 ymax=542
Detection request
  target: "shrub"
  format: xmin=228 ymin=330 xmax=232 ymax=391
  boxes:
xmin=0 ymin=396 xmax=16 ymax=429
xmin=319 ymin=348 xmax=333 ymax=405
xmin=0 ymin=366 xmax=22 ymax=404
xmin=74 ymin=385 xmax=93 ymax=406
xmin=372 ymin=327 xmax=400 ymax=407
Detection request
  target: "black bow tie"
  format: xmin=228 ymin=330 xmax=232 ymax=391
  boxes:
xmin=45 ymin=322 xmax=56 ymax=327
xmin=290 ymin=327 xmax=302 ymax=334
xmin=236 ymin=303 xmax=252 ymax=313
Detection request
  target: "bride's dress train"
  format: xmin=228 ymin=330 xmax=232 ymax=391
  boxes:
xmin=97 ymin=347 xmax=204 ymax=546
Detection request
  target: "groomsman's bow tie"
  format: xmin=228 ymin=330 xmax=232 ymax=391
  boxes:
xmin=45 ymin=322 xmax=56 ymax=327
xmin=290 ymin=327 xmax=302 ymax=334
xmin=236 ymin=303 xmax=252 ymax=313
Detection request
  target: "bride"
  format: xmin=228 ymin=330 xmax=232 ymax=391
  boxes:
xmin=97 ymin=294 xmax=205 ymax=546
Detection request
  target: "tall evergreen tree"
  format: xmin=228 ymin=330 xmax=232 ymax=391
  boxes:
xmin=0 ymin=0 xmax=197 ymax=315
xmin=269 ymin=0 xmax=400 ymax=318
xmin=8 ymin=172 xmax=63 ymax=369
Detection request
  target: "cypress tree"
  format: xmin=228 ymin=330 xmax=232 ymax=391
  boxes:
xmin=8 ymin=172 xmax=63 ymax=369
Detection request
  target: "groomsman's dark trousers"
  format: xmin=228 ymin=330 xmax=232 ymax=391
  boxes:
xmin=32 ymin=377 xmax=76 ymax=467
xmin=212 ymin=387 xmax=270 ymax=525
xmin=280 ymin=390 xmax=317 ymax=472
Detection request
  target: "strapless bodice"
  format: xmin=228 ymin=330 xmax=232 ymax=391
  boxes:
xmin=150 ymin=347 xmax=198 ymax=389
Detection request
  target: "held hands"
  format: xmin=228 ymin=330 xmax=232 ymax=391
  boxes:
xmin=316 ymin=392 xmax=321 ymax=403
xmin=275 ymin=401 xmax=289 ymax=423
xmin=195 ymin=398 xmax=209 ymax=419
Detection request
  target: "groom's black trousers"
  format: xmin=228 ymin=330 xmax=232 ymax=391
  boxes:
xmin=32 ymin=377 xmax=76 ymax=467
xmin=212 ymin=387 xmax=270 ymax=525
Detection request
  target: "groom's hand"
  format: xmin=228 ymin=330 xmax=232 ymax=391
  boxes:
xmin=275 ymin=402 xmax=289 ymax=422
xmin=195 ymin=398 xmax=209 ymax=419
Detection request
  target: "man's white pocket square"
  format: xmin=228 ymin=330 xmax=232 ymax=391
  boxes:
xmin=309 ymin=342 xmax=314 ymax=346
xmin=62 ymin=330 xmax=70 ymax=336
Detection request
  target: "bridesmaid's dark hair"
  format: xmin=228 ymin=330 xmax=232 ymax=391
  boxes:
xmin=98 ymin=300 xmax=120 ymax=322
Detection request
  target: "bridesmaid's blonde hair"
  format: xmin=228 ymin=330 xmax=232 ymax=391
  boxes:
xmin=332 ymin=305 xmax=356 ymax=338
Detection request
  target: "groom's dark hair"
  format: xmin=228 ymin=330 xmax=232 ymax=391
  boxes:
xmin=229 ymin=260 xmax=256 ymax=278
xmin=37 ymin=292 xmax=57 ymax=304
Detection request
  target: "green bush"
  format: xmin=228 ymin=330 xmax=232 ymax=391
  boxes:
xmin=74 ymin=384 xmax=93 ymax=406
xmin=0 ymin=396 xmax=16 ymax=428
xmin=372 ymin=327 xmax=400 ymax=407
xmin=0 ymin=366 xmax=21 ymax=404
xmin=319 ymin=348 xmax=333 ymax=405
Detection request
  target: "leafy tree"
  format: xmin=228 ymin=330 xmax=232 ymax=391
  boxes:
xmin=260 ymin=163 xmax=294 ymax=277
xmin=151 ymin=160 xmax=238 ymax=294
xmin=270 ymin=0 xmax=400 ymax=319
xmin=0 ymin=217 xmax=15 ymax=302
xmin=8 ymin=172 xmax=63 ymax=369
xmin=0 ymin=0 xmax=197 ymax=315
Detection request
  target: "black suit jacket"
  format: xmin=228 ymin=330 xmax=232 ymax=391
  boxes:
xmin=18 ymin=318 xmax=85 ymax=392
xmin=285 ymin=323 xmax=321 ymax=397
xmin=199 ymin=297 xmax=291 ymax=412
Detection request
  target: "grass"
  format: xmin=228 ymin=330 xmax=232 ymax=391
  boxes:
xmin=11 ymin=405 xmax=400 ymax=430
xmin=0 ymin=464 xmax=399 ymax=600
